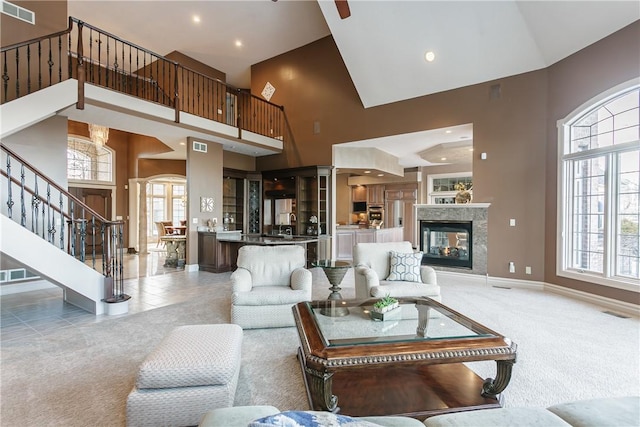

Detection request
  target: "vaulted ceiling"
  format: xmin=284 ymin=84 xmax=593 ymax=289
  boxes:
xmin=67 ymin=1 xmax=639 ymax=168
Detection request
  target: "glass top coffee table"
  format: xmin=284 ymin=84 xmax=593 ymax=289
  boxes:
xmin=292 ymin=297 xmax=517 ymax=420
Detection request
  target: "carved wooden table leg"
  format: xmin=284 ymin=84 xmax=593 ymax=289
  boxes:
xmin=305 ymin=366 xmax=339 ymax=413
xmin=482 ymin=359 xmax=516 ymax=398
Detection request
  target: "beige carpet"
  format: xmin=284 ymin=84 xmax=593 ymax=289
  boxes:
xmin=1 ymin=269 xmax=639 ymax=426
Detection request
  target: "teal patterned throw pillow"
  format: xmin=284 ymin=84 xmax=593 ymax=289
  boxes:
xmin=386 ymin=250 xmax=423 ymax=282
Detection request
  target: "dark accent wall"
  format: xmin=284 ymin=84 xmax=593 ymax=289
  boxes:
xmin=138 ymin=159 xmax=186 ymax=178
xmin=251 ymin=24 xmax=639 ymax=304
xmin=0 ymin=1 xmax=67 ymax=47
xmin=165 ymin=51 xmax=226 ymax=83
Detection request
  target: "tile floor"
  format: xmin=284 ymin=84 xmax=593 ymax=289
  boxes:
xmin=0 ymin=246 xmax=230 ymax=343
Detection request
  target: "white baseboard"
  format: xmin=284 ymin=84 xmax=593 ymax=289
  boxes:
xmin=544 ymin=283 xmax=640 ymax=318
xmin=436 ymin=270 xmax=639 ymax=318
xmin=436 ymin=270 xmax=544 ymax=290
xmin=0 ymin=279 xmax=57 ymax=295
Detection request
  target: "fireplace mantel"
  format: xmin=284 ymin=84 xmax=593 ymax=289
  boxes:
xmin=416 ymin=204 xmax=490 ymax=275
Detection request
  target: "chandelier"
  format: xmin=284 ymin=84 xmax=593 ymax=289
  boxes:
xmin=88 ymin=124 xmax=109 ymax=148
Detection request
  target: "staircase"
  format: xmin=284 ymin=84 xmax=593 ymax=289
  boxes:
xmin=1 ymin=143 xmax=127 ymax=315
xmin=1 ymin=17 xmax=291 ymax=314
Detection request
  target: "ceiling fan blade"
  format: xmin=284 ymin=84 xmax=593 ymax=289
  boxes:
xmin=335 ymin=0 xmax=351 ymax=19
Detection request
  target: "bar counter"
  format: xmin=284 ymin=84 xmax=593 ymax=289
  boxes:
xmin=198 ymin=231 xmax=319 ymax=273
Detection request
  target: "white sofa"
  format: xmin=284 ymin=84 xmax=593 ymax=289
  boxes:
xmin=353 ymin=241 xmax=440 ymax=301
xmin=230 ymin=245 xmax=312 ymax=329
xmin=199 ymin=396 xmax=640 ymax=427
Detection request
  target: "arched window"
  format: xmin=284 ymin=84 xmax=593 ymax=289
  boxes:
xmin=67 ymin=136 xmax=114 ymax=184
xmin=558 ymin=83 xmax=639 ymax=290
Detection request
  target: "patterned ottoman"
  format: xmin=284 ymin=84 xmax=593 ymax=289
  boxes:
xmin=126 ymin=324 xmax=243 ymax=427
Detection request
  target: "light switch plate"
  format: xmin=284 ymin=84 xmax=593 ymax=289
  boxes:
xmin=509 ymin=218 xmax=516 ymax=226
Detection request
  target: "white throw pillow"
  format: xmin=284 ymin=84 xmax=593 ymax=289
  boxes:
xmin=386 ymin=250 xmax=423 ymax=282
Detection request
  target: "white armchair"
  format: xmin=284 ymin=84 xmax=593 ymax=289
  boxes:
xmin=230 ymin=245 xmax=312 ymax=329
xmin=353 ymin=241 xmax=440 ymax=302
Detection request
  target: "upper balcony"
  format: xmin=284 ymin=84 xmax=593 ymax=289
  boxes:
xmin=1 ymin=17 xmax=287 ymax=159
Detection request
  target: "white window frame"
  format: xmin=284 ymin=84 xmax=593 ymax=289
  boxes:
xmin=67 ymin=135 xmax=115 ymax=186
xmin=427 ymin=172 xmax=472 ymax=205
xmin=556 ymin=78 xmax=640 ymax=292
xmin=146 ymin=178 xmax=186 ymax=238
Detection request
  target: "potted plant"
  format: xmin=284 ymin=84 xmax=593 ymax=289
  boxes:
xmin=372 ymin=295 xmax=399 ymax=313
xmin=371 ymin=294 xmax=400 ymax=321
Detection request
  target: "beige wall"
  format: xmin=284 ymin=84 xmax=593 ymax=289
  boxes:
xmin=186 ymin=138 xmax=223 ymax=265
xmin=251 ymin=24 xmax=639 ymax=303
xmin=335 ymin=173 xmax=350 ymax=225
xmin=4 ymin=116 xmax=69 ymax=186
xmin=223 ymin=151 xmax=256 ymax=171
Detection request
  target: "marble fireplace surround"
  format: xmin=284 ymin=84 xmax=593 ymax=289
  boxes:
xmin=416 ymin=203 xmax=490 ymax=275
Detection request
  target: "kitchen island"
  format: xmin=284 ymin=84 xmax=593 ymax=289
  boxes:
xmin=198 ymin=231 xmax=321 ymax=272
xmin=335 ymin=226 xmax=404 ymax=261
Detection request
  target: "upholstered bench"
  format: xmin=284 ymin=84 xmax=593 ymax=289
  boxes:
xmin=126 ymin=324 xmax=243 ymax=427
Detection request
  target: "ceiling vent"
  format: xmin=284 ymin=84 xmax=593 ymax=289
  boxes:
xmin=1 ymin=1 xmax=35 ymax=25
xmin=193 ymin=141 xmax=207 ymax=153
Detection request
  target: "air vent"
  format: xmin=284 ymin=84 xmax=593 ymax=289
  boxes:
xmin=602 ymin=310 xmax=630 ymax=319
xmin=2 ymin=1 xmax=35 ymax=24
xmin=193 ymin=141 xmax=207 ymax=153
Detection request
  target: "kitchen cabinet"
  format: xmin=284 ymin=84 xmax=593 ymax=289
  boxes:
xmin=385 ymin=188 xmax=417 ymax=201
xmin=198 ymin=231 xmax=242 ymax=273
xmin=352 ymin=185 xmax=367 ymax=202
xmin=385 ymin=184 xmax=418 ymax=246
xmin=367 ymin=185 xmax=385 ymax=205
xmin=335 ymin=227 xmax=404 ymax=260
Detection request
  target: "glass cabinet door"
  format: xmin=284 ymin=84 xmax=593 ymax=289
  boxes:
xmin=246 ymin=177 xmax=261 ymax=235
xmin=222 ymin=176 xmax=243 ymax=231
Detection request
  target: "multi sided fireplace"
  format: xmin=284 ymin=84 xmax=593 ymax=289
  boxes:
xmin=419 ymin=220 xmax=473 ymax=269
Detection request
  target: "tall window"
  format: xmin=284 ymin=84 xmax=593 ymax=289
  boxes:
xmin=67 ymin=136 xmax=113 ymax=183
xmin=146 ymin=180 xmax=186 ymax=237
xmin=559 ymin=84 xmax=639 ymax=290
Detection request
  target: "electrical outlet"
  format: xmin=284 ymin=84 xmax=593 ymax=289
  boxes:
xmin=509 ymin=262 xmax=515 ymax=273
xmin=525 ymin=266 xmax=532 ymax=275
xmin=192 ymin=218 xmax=198 ymax=224
xmin=509 ymin=218 xmax=516 ymax=227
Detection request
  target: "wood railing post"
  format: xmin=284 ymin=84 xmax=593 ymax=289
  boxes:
xmin=173 ymin=62 xmax=180 ymax=123
xmin=76 ymin=20 xmax=85 ymax=110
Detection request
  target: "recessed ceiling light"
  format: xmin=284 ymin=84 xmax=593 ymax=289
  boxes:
xmin=445 ymin=130 xmax=452 ymax=134
xmin=469 ymin=148 xmax=474 ymax=152
xmin=364 ymin=170 xmax=371 ymax=174
xmin=192 ymin=15 xmax=201 ymax=23
xmin=441 ymin=157 xmax=447 ymax=161
xmin=377 ymin=173 xmax=384 ymax=177
xmin=179 ymin=142 xmax=185 ymax=146
xmin=425 ymin=51 xmax=435 ymax=62
xmin=235 ymin=40 xmax=243 ymax=48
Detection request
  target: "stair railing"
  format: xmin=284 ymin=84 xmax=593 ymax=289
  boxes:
xmin=0 ymin=143 xmax=128 ymax=304
xmin=1 ymin=17 xmax=288 ymax=143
